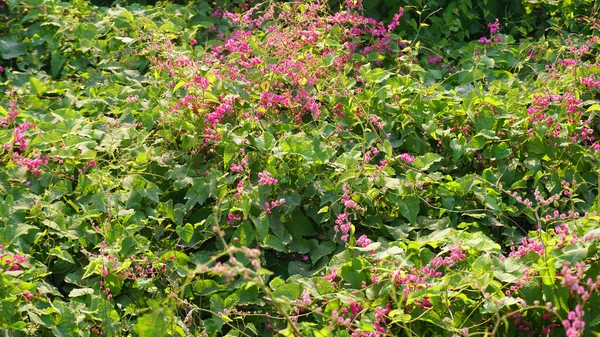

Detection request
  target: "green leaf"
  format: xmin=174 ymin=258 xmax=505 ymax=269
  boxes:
xmin=273 ymin=283 xmax=303 ymax=300
xmin=176 ymin=223 xmax=194 ymax=243
xmin=30 ymin=77 xmax=48 ymax=96
xmin=467 ymin=135 xmax=487 ymax=150
xmin=352 ymin=242 xmax=381 ymax=252
xmin=134 ymin=307 xmax=170 ymax=337
xmin=235 ymin=283 xmax=262 ymax=305
xmin=413 ymin=153 xmax=443 ymax=170
xmin=313 ymin=137 xmax=335 ymax=164
xmin=172 ymin=80 xmax=186 ymax=94
xmin=82 ymin=259 xmax=102 ymax=279
xmin=288 ymin=260 xmax=314 ymax=277
xmin=264 ymin=235 xmax=286 ymax=252
xmin=562 ymin=244 xmax=589 ymax=264
xmin=6 ymin=0 xmax=21 ymax=10
xmin=590 ymin=313 xmax=600 ymax=327
xmin=232 ymin=221 xmax=256 ymax=246
xmin=159 ymin=22 xmax=179 ymax=32
xmin=586 ymin=104 xmax=600 ymax=112
xmin=474 ymin=108 xmax=495 ymax=131
xmin=0 ymin=38 xmax=26 ymax=59
xmin=493 ymin=143 xmax=511 ymax=159
xmin=398 ymin=196 xmax=420 ymax=224
xmin=362 ymin=67 xmax=393 ymax=83
xmin=535 ymin=257 xmax=556 ymax=287
xmin=245 ymin=323 xmax=259 ymax=335
xmin=68 ymin=288 xmax=94 ymax=298
xmin=9 ymin=321 xmax=26 ymax=330
xmin=450 ymin=138 xmax=466 ymax=162
xmin=472 ymin=254 xmax=492 ymax=279
xmin=185 ymin=179 xmax=209 ymax=210
xmin=315 ymin=277 xmax=336 ymax=294
xmin=223 ymin=143 xmax=236 ymax=169
xmin=75 ymin=23 xmax=97 ymax=52
xmin=285 ymin=210 xmax=317 ymax=237
xmin=308 ymin=239 xmax=336 ymax=265
xmin=49 ymin=247 xmax=75 ymax=264
xmin=251 ymin=214 xmax=269 ymax=243
xmin=341 ymin=258 xmax=366 ymax=288
xmin=255 ymin=131 xmax=275 ymax=151
xmin=193 ymin=280 xmax=224 ymax=295
xmin=197 ymin=21 xmax=214 ymax=29
xmin=281 ymin=134 xmax=314 ymax=161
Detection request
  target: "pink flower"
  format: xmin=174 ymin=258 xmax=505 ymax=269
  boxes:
xmin=257 ymin=170 xmax=278 ymax=185
xmin=356 ymin=234 xmax=372 ymax=248
xmin=194 ymin=75 xmax=209 ymax=89
xmin=230 ymin=163 xmax=243 ymax=172
xmin=345 ymin=0 xmax=362 ymax=9
xmin=488 ymin=19 xmax=500 ymax=35
xmin=400 ymin=153 xmax=415 ymax=164
xmin=387 ymin=7 xmax=404 ymax=31
xmin=23 ymin=291 xmax=33 ymax=301
xmin=427 ymin=55 xmax=442 ymax=64
xmin=479 ymin=37 xmax=492 ymax=45
xmin=325 ymin=268 xmax=337 ymax=281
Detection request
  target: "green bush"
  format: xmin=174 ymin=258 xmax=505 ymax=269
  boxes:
xmin=0 ymin=0 xmax=599 ymax=336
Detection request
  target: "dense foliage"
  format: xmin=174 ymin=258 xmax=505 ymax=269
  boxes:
xmin=1 ymin=0 xmax=600 ymax=336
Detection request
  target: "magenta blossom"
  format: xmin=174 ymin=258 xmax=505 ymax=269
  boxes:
xmin=400 ymin=153 xmax=415 ymax=164
xmin=257 ymin=170 xmax=278 ymax=185
xmin=488 ymin=18 xmax=500 ymax=35
xmin=479 ymin=37 xmax=492 ymax=45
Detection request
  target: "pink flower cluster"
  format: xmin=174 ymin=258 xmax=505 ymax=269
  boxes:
xmin=355 ymin=234 xmax=375 ymax=254
xmin=400 ymin=153 xmax=414 ymax=164
xmin=560 ymin=262 xmax=600 ymax=301
xmin=506 ymin=267 xmax=538 ymax=295
xmin=427 ymin=55 xmax=442 ymax=64
xmin=6 ymin=121 xmax=35 ymax=152
xmin=23 ymin=290 xmax=35 ymax=302
xmin=387 ymin=7 xmax=404 ymax=32
xmin=557 ymin=261 xmax=600 ymax=337
xmin=564 ymin=305 xmax=586 ymax=337
xmin=257 ymin=91 xmax=289 ymax=114
xmin=334 ymin=212 xmax=352 ymax=243
xmin=479 ymin=18 xmax=503 ymax=44
xmin=0 ymin=96 xmax=18 ymax=127
xmin=227 ymin=212 xmax=242 ymax=224
xmin=429 ymin=245 xmax=466 ymax=267
xmin=230 ymin=163 xmax=243 ymax=172
xmin=193 ymin=75 xmax=209 ymax=89
xmin=373 ymin=303 xmax=391 ymax=334
xmin=345 ymin=0 xmax=362 ymax=10
xmin=125 ymin=95 xmax=139 ymax=103
xmin=257 ymin=170 xmax=278 ymax=185
xmin=1 ymin=246 xmax=27 ymax=271
xmin=325 ymin=268 xmax=338 ymax=285
xmin=508 ymin=237 xmax=545 ymax=258
xmin=12 ymin=152 xmax=49 ymax=177
xmin=554 ymin=222 xmax=578 ymax=248
xmin=390 ymin=265 xmax=442 ymax=303
xmin=264 ymin=198 xmax=285 ymax=214
xmin=341 ymin=184 xmax=362 ymax=210
xmin=488 ymin=18 xmax=500 ymax=34
xmin=532 ymin=187 xmax=561 ymax=207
